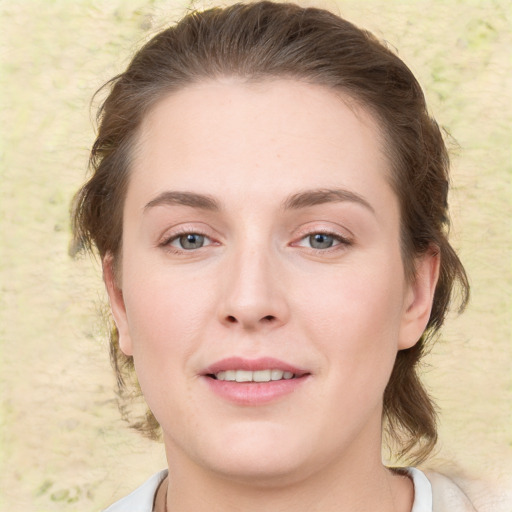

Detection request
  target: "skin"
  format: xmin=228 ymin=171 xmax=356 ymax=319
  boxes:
xmin=104 ymin=79 xmax=439 ymax=512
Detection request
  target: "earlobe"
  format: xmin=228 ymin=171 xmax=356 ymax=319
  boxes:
xmin=398 ymin=248 xmax=440 ymax=350
xmin=103 ymin=253 xmax=134 ymax=356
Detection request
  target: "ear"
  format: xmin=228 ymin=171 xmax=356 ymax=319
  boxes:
xmin=398 ymin=248 xmax=440 ymax=350
xmin=103 ymin=253 xmax=134 ymax=356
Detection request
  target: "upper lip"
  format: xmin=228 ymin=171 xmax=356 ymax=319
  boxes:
xmin=202 ymin=357 xmax=308 ymax=376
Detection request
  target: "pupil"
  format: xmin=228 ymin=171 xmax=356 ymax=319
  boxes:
xmin=181 ymin=234 xmax=204 ymax=249
xmin=310 ymin=233 xmax=333 ymax=249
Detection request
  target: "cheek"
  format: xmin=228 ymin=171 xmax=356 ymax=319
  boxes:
xmin=121 ymin=263 xmax=215 ymax=363
xmin=120 ymin=269 xmax=212 ymax=418
xmin=297 ymin=256 xmax=406 ymax=378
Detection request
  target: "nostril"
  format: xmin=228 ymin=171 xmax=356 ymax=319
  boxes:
xmin=224 ymin=314 xmax=277 ymax=325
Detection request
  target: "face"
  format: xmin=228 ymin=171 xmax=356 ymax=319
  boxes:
xmin=105 ymin=79 xmax=437 ymax=485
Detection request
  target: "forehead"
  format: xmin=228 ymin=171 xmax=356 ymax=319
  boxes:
xmin=128 ymin=79 xmax=393 ymax=210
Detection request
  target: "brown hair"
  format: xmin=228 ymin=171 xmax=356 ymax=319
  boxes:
xmin=72 ymin=1 xmax=469 ymax=464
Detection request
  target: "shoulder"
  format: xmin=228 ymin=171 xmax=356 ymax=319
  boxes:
xmin=103 ymin=470 xmax=168 ymax=512
xmin=423 ymin=470 xmax=477 ymax=512
xmin=425 ymin=470 xmax=512 ymax=512
xmin=404 ymin=467 xmax=477 ymax=512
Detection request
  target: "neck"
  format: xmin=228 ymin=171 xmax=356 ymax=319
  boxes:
xmin=159 ymin=446 xmax=413 ymax=512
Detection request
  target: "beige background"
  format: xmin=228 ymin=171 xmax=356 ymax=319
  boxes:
xmin=1 ymin=1 xmax=511 ymax=511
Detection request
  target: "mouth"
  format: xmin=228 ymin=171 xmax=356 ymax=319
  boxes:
xmin=208 ymin=369 xmax=298 ymax=382
xmin=201 ymin=357 xmax=310 ymax=404
xmin=203 ymin=357 xmax=308 ymax=381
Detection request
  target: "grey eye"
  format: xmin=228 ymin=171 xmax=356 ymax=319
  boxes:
xmin=308 ymin=233 xmax=334 ymax=249
xmin=178 ymin=233 xmax=205 ymax=250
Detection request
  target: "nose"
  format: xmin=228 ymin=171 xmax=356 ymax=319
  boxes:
xmin=217 ymin=246 xmax=289 ymax=331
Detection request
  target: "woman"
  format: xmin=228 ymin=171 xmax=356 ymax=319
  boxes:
xmin=72 ymin=2 xmax=474 ymax=511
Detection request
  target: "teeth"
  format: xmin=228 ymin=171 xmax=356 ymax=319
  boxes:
xmin=235 ymin=370 xmax=252 ymax=382
xmin=214 ymin=369 xmax=296 ymax=382
xmin=253 ymin=369 xmax=271 ymax=382
xmin=215 ymin=370 xmax=236 ymax=381
xmin=271 ymin=369 xmax=284 ymax=381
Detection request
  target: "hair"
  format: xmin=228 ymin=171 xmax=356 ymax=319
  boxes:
xmin=71 ymin=1 xmax=469 ymax=464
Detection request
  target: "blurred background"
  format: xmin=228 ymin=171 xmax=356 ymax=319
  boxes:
xmin=1 ymin=1 xmax=510 ymax=510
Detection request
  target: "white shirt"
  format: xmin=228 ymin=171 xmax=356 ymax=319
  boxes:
xmin=103 ymin=467 xmax=474 ymax=512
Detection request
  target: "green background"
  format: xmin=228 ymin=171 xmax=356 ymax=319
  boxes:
xmin=1 ymin=1 xmax=511 ymax=510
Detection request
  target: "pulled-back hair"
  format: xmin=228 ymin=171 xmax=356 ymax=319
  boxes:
xmin=72 ymin=1 xmax=469 ymax=464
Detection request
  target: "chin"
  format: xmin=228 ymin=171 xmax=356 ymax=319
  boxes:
xmin=176 ymin=421 xmax=317 ymax=486
xmin=204 ymin=451 xmax=311 ymax=488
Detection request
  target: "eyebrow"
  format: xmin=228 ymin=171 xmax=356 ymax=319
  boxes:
xmin=282 ymin=188 xmax=375 ymax=214
xmin=143 ymin=187 xmax=374 ymax=214
xmin=144 ymin=191 xmax=221 ymax=212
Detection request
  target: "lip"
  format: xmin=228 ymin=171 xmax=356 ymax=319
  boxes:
xmin=201 ymin=357 xmax=310 ymax=406
xmin=203 ymin=357 xmax=307 ymax=376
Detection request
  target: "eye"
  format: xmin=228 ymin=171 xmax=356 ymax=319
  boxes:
xmin=294 ymin=231 xmax=351 ymax=250
xmin=168 ymin=233 xmax=211 ymax=250
xmin=308 ymin=233 xmax=336 ymax=249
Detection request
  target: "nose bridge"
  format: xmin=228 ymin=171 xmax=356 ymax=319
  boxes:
xmin=219 ymin=235 xmax=287 ymax=329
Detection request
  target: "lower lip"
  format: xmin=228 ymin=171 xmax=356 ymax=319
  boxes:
xmin=203 ymin=376 xmax=309 ymax=405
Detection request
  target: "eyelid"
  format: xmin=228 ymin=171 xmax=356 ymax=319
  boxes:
xmin=295 ymin=233 xmax=345 ymax=247
xmin=292 ymin=223 xmax=353 ymax=242
xmin=157 ymin=224 xmax=220 ymax=250
xmin=168 ymin=233 xmax=213 ymax=249
xmin=294 ymin=232 xmax=351 ymax=249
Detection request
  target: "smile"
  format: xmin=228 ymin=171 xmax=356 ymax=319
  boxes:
xmin=212 ymin=369 xmax=296 ymax=382
xmin=203 ymin=357 xmax=309 ymax=404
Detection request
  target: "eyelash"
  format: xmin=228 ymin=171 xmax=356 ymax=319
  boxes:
xmin=159 ymin=228 xmax=215 ymax=254
xmin=159 ymin=229 xmax=353 ymax=255
xmin=293 ymin=230 xmax=353 ymax=253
